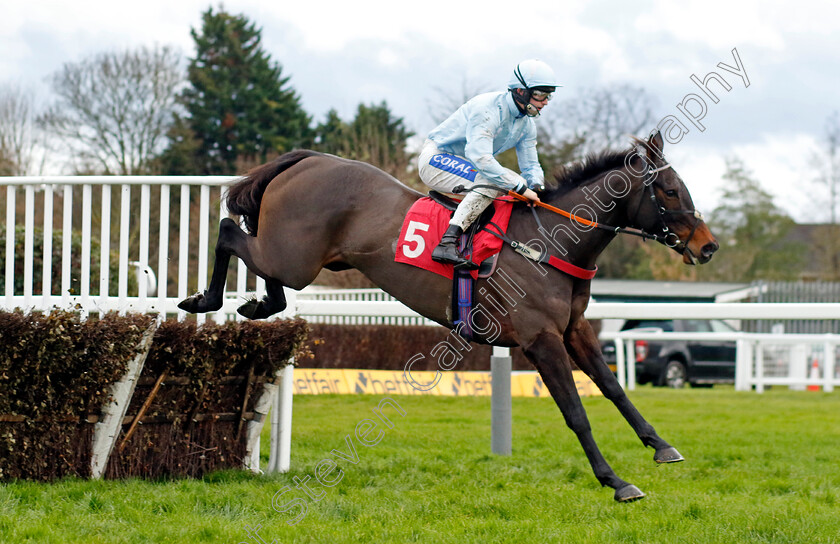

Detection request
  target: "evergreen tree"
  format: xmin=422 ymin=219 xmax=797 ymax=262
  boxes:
xmin=181 ymin=7 xmax=311 ymax=174
xmin=314 ymin=102 xmax=415 ymax=183
xmin=696 ymin=156 xmax=804 ymax=282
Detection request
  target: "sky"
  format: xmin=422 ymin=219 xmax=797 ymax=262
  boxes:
xmin=3 ymin=0 xmax=839 ymax=222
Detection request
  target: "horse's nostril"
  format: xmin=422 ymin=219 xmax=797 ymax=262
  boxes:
xmin=702 ymin=242 xmax=719 ymax=257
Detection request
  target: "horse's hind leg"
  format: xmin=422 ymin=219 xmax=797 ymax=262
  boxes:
xmin=525 ymin=331 xmax=645 ymax=502
xmin=178 ymin=218 xmax=287 ymax=318
xmin=237 ymin=279 xmax=287 ymax=320
xmin=178 ymin=218 xmax=242 ymax=313
xmin=565 ymin=317 xmax=684 ymax=464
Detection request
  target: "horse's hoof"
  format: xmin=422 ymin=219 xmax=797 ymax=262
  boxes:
xmin=177 ymin=293 xmax=204 ymax=313
xmin=237 ymin=300 xmax=275 ymax=320
xmin=614 ymin=484 xmax=645 ymax=502
xmin=177 ymin=292 xmax=221 ymax=313
xmin=237 ymin=300 xmax=260 ymax=319
xmin=654 ymin=447 xmax=685 ymax=464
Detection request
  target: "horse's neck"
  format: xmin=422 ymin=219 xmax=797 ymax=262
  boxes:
xmin=542 ymin=169 xmax=642 ymax=267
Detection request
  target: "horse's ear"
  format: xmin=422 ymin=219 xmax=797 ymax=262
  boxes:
xmin=648 ymin=130 xmax=664 ymax=154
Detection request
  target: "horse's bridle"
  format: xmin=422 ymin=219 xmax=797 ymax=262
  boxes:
xmin=634 ymin=160 xmax=705 ymax=262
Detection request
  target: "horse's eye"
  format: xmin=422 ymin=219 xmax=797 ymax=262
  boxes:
xmin=665 ymin=190 xmax=678 ymax=198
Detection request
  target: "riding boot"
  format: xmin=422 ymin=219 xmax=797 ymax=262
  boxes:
xmin=432 ymin=225 xmax=478 ymax=270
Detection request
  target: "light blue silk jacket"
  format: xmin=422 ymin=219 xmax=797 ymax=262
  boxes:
xmin=427 ymin=91 xmax=545 ymax=192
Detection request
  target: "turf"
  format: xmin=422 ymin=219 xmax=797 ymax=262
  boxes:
xmin=2 ymin=387 xmax=839 ymax=543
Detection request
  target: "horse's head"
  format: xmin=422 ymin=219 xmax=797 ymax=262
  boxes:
xmin=627 ymin=131 xmax=718 ymax=265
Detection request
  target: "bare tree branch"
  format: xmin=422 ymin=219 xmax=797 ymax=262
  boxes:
xmin=0 ymin=84 xmax=44 ymax=175
xmin=554 ymin=84 xmax=657 ymax=155
xmin=38 ymin=45 xmax=184 ymax=174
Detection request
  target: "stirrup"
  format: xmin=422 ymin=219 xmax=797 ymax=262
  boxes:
xmin=432 ymin=244 xmax=478 ymax=270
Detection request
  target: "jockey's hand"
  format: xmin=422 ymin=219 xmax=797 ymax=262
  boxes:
xmin=522 ymin=188 xmax=541 ymax=204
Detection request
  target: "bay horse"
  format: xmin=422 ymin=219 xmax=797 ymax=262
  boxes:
xmin=179 ymin=130 xmax=718 ymax=502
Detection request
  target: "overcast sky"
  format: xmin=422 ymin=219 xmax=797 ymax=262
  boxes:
xmin=4 ymin=0 xmax=839 ymax=222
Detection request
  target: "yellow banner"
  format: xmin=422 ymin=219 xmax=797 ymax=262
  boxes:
xmin=292 ymin=369 xmax=601 ymax=398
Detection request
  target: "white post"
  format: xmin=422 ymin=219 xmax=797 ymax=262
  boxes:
xmin=735 ymin=336 xmax=749 ymax=391
xmin=80 ymin=184 xmax=92 ymax=317
xmin=157 ymin=185 xmax=170 ymax=318
xmin=267 ymin=363 xmax=294 ymax=473
xmin=99 ymin=185 xmax=111 ymax=309
xmin=790 ymin=344 xmax=808 ymax=391
xmin=624 ymin=339 xmax=637 ymax=391
xmin=491 ymin=346 xmax=512 ymax=455
xmin=614 ymin=338 xmax=626 ymax=389
xmin=118 ymin=185 xmax=131 ymax=314
xmin=23 ymin=186 xmax=34 ymax=309
xmin=4 ymin=187 xmax=14 ymax=308
xmin=42 ymin=185 xmax=54 ymax=310
xmin=177 ymin=185 xmax=190 ymax=322
xmin=755 ymin=342 xmax=765 ymax=394
xmin=824 ymin=340 xmax=835 ymax=393
xmin=61 ymin=186 xmax=72 ymax=308
xmin=90 ymin=322 xmax=157 ymax=478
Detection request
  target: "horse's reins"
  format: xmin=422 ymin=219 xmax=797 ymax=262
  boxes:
xmin=454 ymin=161 xmax=707 ymax=274
xmin=455 ymin=163 xmax=678 ymax=244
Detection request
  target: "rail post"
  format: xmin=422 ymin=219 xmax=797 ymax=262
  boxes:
xmin=491 ymin=346 xmax=512 ymax=455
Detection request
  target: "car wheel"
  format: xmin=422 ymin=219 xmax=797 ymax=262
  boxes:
xmin=663 ymin=360 xmax=687 ymax=389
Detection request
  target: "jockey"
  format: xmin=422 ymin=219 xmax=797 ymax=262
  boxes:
xmin=418 ymin=59 xmax=559 ymax=269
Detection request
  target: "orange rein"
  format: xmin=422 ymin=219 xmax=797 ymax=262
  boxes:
xmin=506 ymin=190 xmax=601 ymax=229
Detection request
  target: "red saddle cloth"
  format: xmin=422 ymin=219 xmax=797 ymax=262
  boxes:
xmin=394 ymin=196 xmax=514 ymax=280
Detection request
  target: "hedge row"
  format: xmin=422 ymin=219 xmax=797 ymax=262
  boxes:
xmin=0 ymin=310 xmax=155 ymax=481
xmin=0 ymin=311 xmax=309 ymax=482
xmin=106 ymin=318 xmax=309 ymax=479
xmin=301 ymin=324 xmax=536 ymax=371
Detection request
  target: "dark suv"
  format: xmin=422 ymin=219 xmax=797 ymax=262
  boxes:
xmin=601 ymin=319 xmax=737 ymax=388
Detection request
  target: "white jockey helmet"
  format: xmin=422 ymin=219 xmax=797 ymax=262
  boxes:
xmin=508 ymin=59 xmax=560 ymax=117
xmin=508 ymin=59 xmax=560 ymax=90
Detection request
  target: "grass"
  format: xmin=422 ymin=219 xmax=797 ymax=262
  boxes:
xmin=2 ymin=387 xmax=840 ymax=543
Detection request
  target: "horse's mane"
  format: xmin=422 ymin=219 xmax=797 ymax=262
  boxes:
xmin=542 ymin=148 xmax=631 ymax=199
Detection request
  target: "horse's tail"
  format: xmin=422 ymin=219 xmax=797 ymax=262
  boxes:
xmin=226 ymin=150 xmax=322 ymax=235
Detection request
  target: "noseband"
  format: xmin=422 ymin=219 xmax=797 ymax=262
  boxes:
xmin=635 ymin=161 xmax=705 ymax=261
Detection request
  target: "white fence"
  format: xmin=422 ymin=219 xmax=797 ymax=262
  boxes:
xmin=601 ymin=330 xmax=839 ymax=393
xmin=4 ymin=175 xmax=840 ymax=396
xmin=0 ymin=175 xmax=279 ymax=322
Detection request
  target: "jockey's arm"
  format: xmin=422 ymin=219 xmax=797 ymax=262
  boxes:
xmin=515 ymin=124 xmax=546 ymax=192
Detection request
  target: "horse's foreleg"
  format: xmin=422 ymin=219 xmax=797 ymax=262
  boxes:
xmin=525 ymin=331 xmax=645 ymax=502
xmin=178 ymin=218 xmax=242 ymax=313
xmin=565 ymin=318 xmax=684 ymax=464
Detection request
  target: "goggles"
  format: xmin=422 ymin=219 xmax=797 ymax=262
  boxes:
xmin=530 ymin=89 xmax=553 ymax=102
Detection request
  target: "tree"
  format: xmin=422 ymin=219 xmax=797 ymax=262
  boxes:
xmin=0 ymin=84 xmax=43 ymax=176
xmin=38 ymin=45 xmax=183 ymax=175
xmin=553 ymin=84 xmax=657 ymax=157
xmin=314 ymin=102 xmax=415 ymax=182
xmin=180 ymin=7 xmax=311 ymax=174
xmin=425 ymin=77 xmax=491 ymax=125
xmin=696 ymin=156 xmax=804 ymax=282
xmin=809 ymin=112 xmax=840 ymax=279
